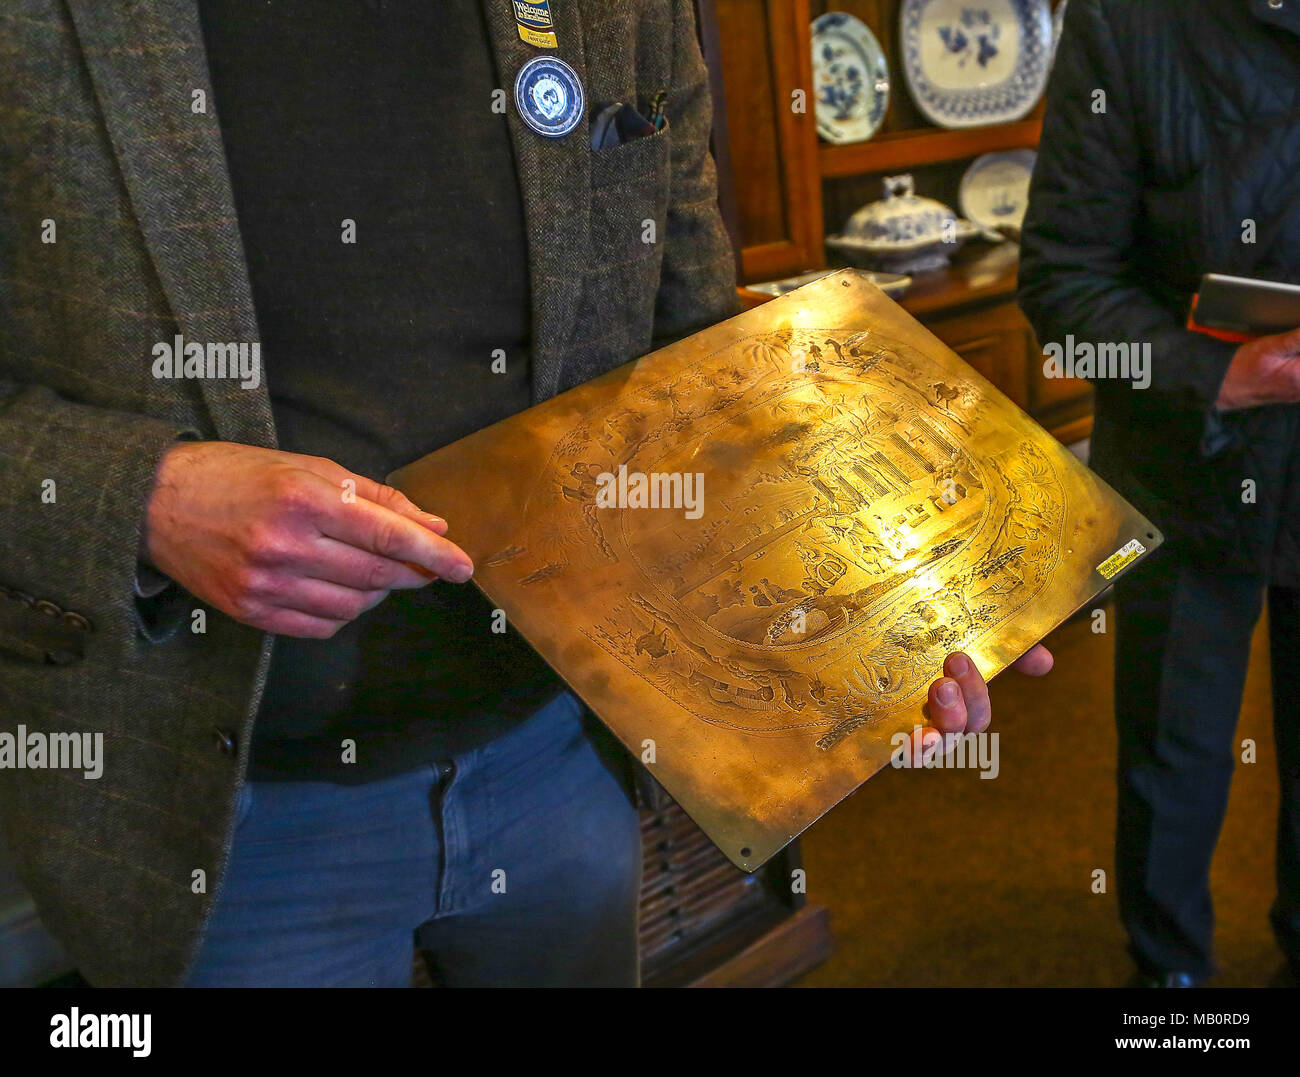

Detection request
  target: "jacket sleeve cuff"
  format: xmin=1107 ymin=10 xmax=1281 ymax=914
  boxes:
xmin=133 ymin=562 xmax=173 ymax=599
xmin=1191 ymin=332 xmax=1245 ymax=459
xmin=132 ymin=579 xmax=191 ymax=644
xmin=1150 ymin=328 xmax=1239 ymax=413
xmin=132 ymin=561 xmax=191 ymax=643
xmin=131 ymin=434 xmax=202 ymax=643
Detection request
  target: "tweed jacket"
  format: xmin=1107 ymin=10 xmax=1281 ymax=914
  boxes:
xmin=0 ymin=0 xmax=738 ymax=986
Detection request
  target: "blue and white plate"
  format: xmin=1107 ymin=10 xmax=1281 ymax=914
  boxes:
xmin=812 ymin=12 xmax=891 ymax=144
xmin=900 ymin=0 xmax=1053 ymax=129
xmin=959 ymin=149 xmax=1036 ymax=239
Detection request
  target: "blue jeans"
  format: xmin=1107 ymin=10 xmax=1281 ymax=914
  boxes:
xmin=184 ymin=692 xmax=643 ymax=986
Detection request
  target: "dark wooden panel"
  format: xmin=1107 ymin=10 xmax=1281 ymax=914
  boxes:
xmin=695 ymin=0 xmax=745 ymax=280
xmin=820 ymin=119 xmax=1042 ymax=179
xmin=715 ymin=0 xmax=824 ymax=282
xmin=926 ymin=302 xmax=1031 ymax=408
xmin=688 ymin=904 xmax=833 ymax=987
xmin=1027 ymin=338 xmax=1094 ymax=414
xmin=928 ymin=299 xmax=1094 ymax=441
xmin=715 ymin=1 xmax=788 ymax=250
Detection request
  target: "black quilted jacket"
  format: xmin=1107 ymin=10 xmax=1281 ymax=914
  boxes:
xmin=1019 ymin=0 xmax=1300 ymax=586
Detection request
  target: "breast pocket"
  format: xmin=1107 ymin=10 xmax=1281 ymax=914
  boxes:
xmin=569 ymin=124 xmax=673 ymax=387
xmin=589 ymin=122 xmax=672 ymax=251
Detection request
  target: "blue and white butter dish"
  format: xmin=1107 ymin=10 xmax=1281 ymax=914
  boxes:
xmin=826 ymin=174 xmax=979 ymax=274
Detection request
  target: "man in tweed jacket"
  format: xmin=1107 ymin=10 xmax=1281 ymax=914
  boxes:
xmin=0 ymin=0 xmax=1035 ymax=987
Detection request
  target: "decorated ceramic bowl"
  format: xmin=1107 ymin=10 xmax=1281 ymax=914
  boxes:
xmin=826 ymin=175 xmax=979 ymax=274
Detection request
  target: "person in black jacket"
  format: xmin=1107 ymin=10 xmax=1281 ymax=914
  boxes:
xmin=1020 ymin=0 xmax=1300 ymax=987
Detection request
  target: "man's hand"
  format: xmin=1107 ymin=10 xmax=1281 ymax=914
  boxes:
xmin=1216 ymin=327 xmax=1300 ymax=411
xmin=898 ymin=646 xmax=1054 ymax=766
xmin=140 ymin=441 xmax=473 ymax=638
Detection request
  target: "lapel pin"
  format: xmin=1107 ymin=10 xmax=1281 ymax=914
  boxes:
xmin=514 ymin=55 xmax=585 ymax=139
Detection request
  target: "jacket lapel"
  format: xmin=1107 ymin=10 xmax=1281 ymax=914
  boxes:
xmin=482 ymin=0 xmax=593 ymax=402
xmin=65 ymin=0 xmax=275 ymax=449
xmin=68 ymin=0 xmax=592 ymax=428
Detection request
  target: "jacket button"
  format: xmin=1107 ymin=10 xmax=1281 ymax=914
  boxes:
xmin=62 ymin=610 xmax=92 ymax=632
xmin=213 ymin=728 xmax=237 ymax=758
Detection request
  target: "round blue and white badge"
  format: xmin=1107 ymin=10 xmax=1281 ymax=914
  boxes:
xmin=514 ymin=55 xmax=585 ymax=139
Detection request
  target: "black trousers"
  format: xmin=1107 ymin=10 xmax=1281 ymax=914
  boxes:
xmin=1114 ymin=553 xmax=1300 ymax=979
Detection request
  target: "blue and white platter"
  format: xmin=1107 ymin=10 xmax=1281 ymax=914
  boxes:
xmin=959 ymin=149 xmax=1037 ymax=240
xmin=900 ymin=0 xmax=1053 ymax=129
xmin=812 ymin=12 xmax=891 ymax=144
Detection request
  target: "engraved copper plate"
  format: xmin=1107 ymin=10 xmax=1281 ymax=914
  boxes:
xmin=389 ymin=270 xmax=1162 ymax=871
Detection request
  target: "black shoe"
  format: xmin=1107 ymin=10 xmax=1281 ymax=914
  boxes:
xmin=1125 ymin=970 xmax=1202 ymax=988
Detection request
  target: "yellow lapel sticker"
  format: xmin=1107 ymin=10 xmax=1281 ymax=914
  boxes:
xmin=514 ymin=0 xmax=559 ymax=48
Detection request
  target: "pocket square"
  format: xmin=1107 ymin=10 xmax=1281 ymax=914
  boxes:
xmin=589 ymin=101 xmax=657 ymax=149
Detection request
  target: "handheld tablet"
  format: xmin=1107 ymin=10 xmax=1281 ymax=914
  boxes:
xmin=1194 ymin=273 xmax=1300 ymax=336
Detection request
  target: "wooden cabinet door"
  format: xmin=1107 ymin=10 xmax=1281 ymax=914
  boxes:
xmin=711 ymin=0 xmax=824 ymax=284
xmin=926 ymin=304 xmax=1031 ymax=408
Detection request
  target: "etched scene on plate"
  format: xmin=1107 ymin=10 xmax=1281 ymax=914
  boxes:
xmin=486 ymin=328 xmax=1064 ymax=754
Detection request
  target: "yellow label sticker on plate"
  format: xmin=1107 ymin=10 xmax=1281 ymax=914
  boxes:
xmin=1097 ymin=539 xmax=1146 ymax=580
xmin=518 ymin=25 xmax=558 ymax=47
